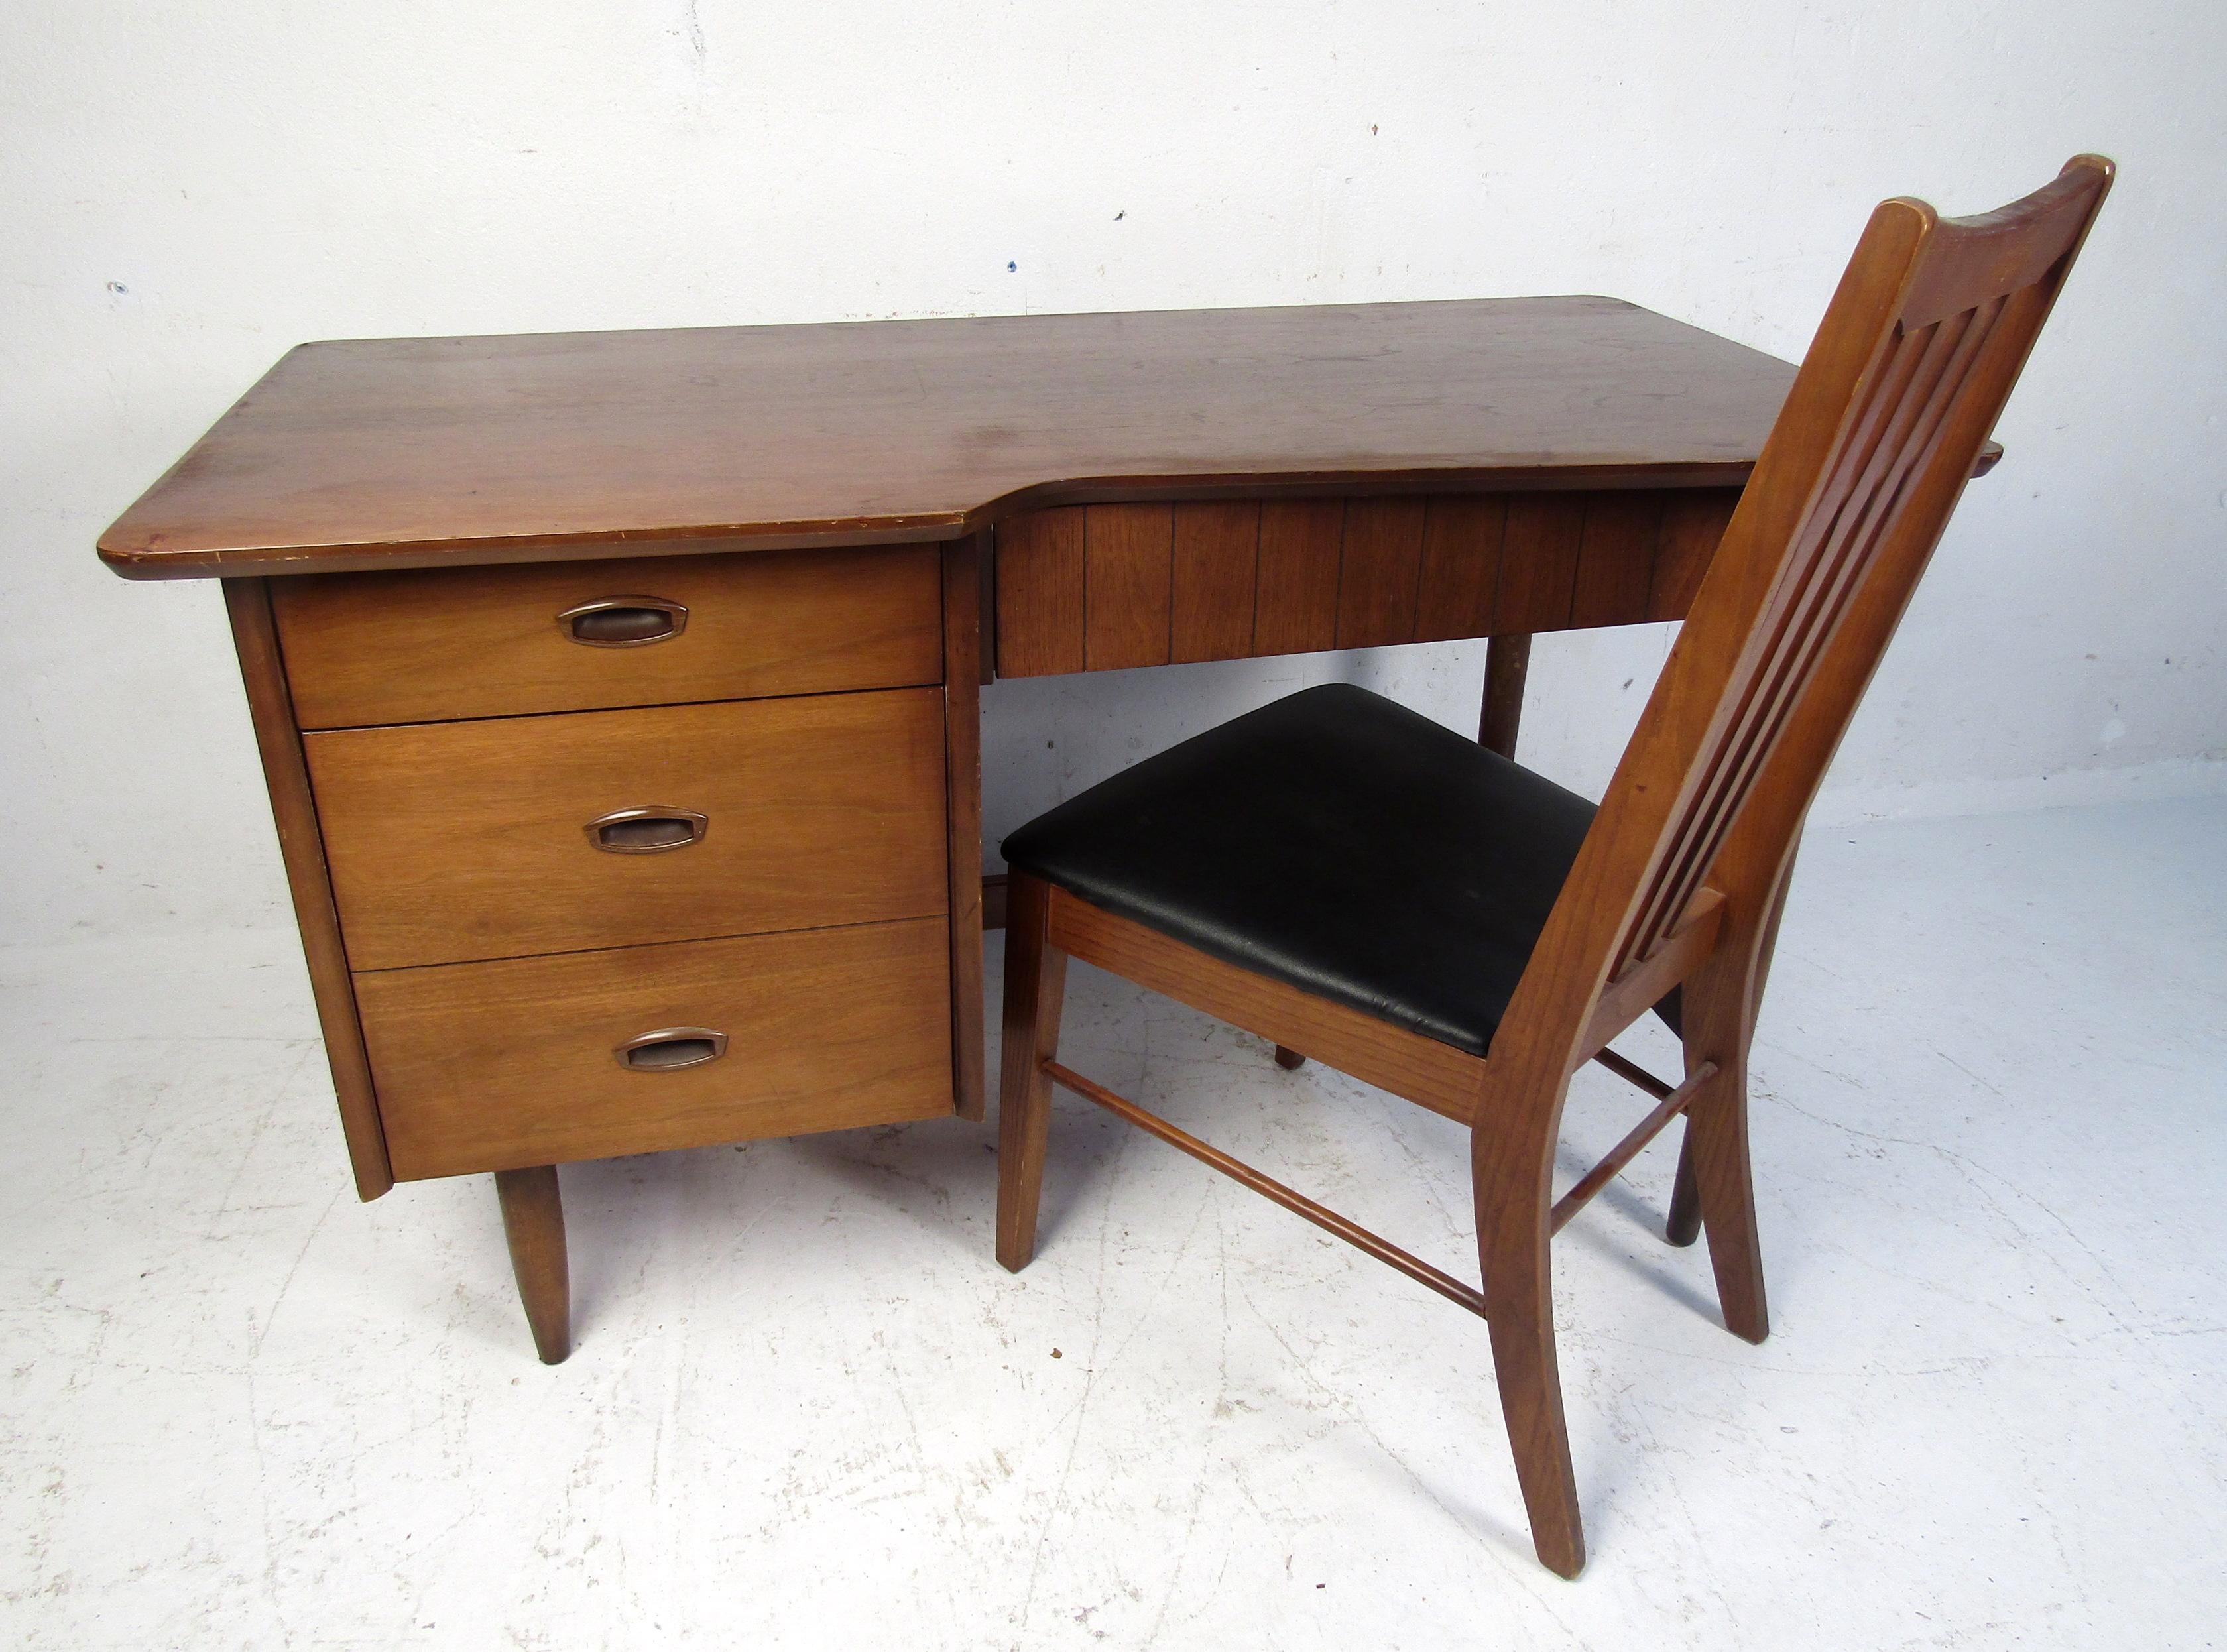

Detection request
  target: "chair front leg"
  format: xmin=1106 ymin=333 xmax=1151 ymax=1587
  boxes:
xmin=1475 ymin=1122 xmax=1586 ymax=1578
xmin=996 ymin=872 xmax=1069 ymax=1272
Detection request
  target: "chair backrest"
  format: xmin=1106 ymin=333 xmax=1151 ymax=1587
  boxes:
xmin=1501 ymin=158 xmax=2113 ymax=1091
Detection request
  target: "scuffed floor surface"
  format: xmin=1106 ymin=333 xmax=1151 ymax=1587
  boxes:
xmin=3 ymin=798 xmax=2222 ymax=1649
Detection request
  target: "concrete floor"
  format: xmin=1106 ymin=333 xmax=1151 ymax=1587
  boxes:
xmin=3 ymin=797 xmax=2223 ymax=1649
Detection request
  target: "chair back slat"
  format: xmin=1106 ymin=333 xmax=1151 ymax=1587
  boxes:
xmin=1508 ymin=158 xmax=2113 ymax=1071
xmin=1616 ymin=283 xmax=2022 ymax=971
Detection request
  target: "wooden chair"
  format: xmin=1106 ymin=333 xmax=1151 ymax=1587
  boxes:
xmin=993 ymin=158 xmax=2113 ymax=1576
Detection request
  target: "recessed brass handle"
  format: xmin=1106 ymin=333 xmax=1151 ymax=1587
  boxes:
xmin=585 ymin=807 xmax=709 ymax=853
xmin=557 ymin=595 xmax=688 ymax=647
xmin=615 ymin=1028 xmax=728 ymax=1071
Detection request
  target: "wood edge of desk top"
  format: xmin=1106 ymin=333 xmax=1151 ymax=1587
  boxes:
xmin=93 ymin=286 xmax=2005 ymax=583
xmin=97 ymin=443 xmax=2000 ymax=580
xmin=100 ymin=461 xmax=1799 ymax=581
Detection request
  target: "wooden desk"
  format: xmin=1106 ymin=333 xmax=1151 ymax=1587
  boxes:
xmin=100 ymin=296 xmax=1827 ymax=1361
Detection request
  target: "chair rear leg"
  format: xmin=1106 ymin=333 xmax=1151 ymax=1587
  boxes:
xmin=1665 ymin=1128 xmax=1701 ymax=1246
xmin=1682 ymin=1052 xmax=1769 ymax=1343
xmin=996 ymin=873 xmax=1069 ymax=1272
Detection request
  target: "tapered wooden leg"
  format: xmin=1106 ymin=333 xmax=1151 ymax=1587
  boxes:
xmin=1272 ymin=1045 xmax=1307 ymax=1070
xmin=494 ymin=1165 xmax=570 ymax=1364
xmin=1474 ymin=1093 xmax=1585 ymax=1579
xmin=1478 ymin=632 xmax=1533 ymax=759
xmin=1665 ymin=1128 xmax=1701 ymax=1246
xmin=1682 ymin=1057 xmax=1768 ymax=1343
xmin=1478 ymin=1205 xmax=1586 ymax=1578
xmin=1670 ymin=844 xmax=1795 ymax=1321
xmin=996 ymin=874 xmax=1069 ymax=1272
xmin=1671 ymin=846 xmax=1795 ymax=1249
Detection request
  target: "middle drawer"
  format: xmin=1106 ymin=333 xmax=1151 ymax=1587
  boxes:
xmin=308 ymin=687 xmax=949 ymax=971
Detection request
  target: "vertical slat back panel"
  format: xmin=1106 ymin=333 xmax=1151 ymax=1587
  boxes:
xmin=1415 ymin=494 xmax=1509 ymax=642
xmin=1252 ymin=500 xmax=1347 ymax=654
xmin=1492 ymin=494 xmax=1587 ymax=631
xmin=1569 ymin=492 xmax=1665 ymax=629
xmin=1083 ymin=502 xmax=1175 ymax=670
xmin=1647 ymin=491 xmax=1740 ymax=621
xmin=1622 ymin=300 xmax=2009 ymax=967
xmin=1335 ymin=497 xmax=1430 ymax=648
xmin=994 ymin=506 xmax=1085 ymax=676
xmin=1598 ymin=162 xmax=2112 ymax=980
xmin=998 ymin=480 xmax=1735 ymax=679
xmin=1171 ymin=502 xmax=1262 ymax=663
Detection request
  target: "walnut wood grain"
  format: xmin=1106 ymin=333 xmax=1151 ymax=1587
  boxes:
xmin=359 ymin=916 xmax=953 ymax=1179
xmin=994 ymin=508 xmax=1084 ymax=677
xmin=99 ymin=298 xmax=1809 ymax=579
xmin=308 ymin=689 xmax=949 ymax=971
xmin=273 ymin=544 xmax=941 ymax=728
xmin=996 ymin=486 xmax=1745 ymax=678
xmin=1569 ymin=492 xmax=1663 ymax=630
xmin=1334 ymin=497 xmax=1429 ymax=649
xmin=1491 ymin=493 xmax=1587 ymax=632
xmin=1415 ymin=495 xmax=1508 ymax=644
xmin=494 ymin=1167 xmax=570 ymax=1364
xmin=1648 ymin=491 xmax=1740 ymax=622
xmin=1478 ymin=634 xmax=1532 ymax=760
xmin=942 ymin=535 xmax=988 ymax=1121
xmin=993 ymin=874 xmax=1066 ymax=1271
xmin=1250 ymin=500 xmax=1346 ymax=655
xmin=223 ymin=577 xmax=394 ymax=1199
xmin=1170 ymin=502 xmax=1262 ymax=664
xmin=1083 ymin=503 xmax=1174 ymax=671
xmin=1043 ymin=885 xmax=1481 ymax=1121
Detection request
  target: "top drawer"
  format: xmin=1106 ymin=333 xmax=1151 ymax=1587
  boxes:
xmin=272 ymin=543 xmax=943 ymax=728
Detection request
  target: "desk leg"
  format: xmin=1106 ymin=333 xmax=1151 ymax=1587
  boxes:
xmin=495 ymin=1166 xmax=570 ymax=1364
xmin=1480 ymin=633 xmax=1532 ymax=759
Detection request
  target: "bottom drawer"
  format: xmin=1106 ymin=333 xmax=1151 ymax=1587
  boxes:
xmin=357 ymin=917 xmax=952 ymax=1179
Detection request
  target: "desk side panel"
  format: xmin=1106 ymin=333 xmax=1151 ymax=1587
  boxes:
xmin=942 ymin=535 xmax=987 ymax=1121
xmin=223 ymin=577 xmax=394 ymax=1199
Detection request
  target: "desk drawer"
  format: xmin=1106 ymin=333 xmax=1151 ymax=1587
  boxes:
xmin=274 ymin=544 xmax=943 ymax=728
xmin=358 ymin=917 xmax=953 ymax=1179
xmin=308 ymin=688 xmax=947 ymax=970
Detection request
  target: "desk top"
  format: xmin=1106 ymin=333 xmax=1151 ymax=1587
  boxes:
xmin=101 ymin=296 xmax=1805 ymax=580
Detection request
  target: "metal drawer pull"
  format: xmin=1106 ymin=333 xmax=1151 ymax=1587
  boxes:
xmin=585 ymin=807 xmax=709 ymax=853
xmin=616 ymin=1028 xmax=729 ymax=1071
xmin=557 ymin=595 xmax=688 ymax=646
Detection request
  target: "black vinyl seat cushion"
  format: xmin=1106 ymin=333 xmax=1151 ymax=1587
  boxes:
xmin=1002 ymin=683 xmax=1677 ymax=1059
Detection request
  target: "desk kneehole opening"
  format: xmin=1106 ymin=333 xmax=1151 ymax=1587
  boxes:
xmin=616 ymin=1027 xmax=729 ymax=1071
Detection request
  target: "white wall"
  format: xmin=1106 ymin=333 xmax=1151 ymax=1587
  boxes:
xmin=5 ymin=1 xmax=2222 ymax=947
